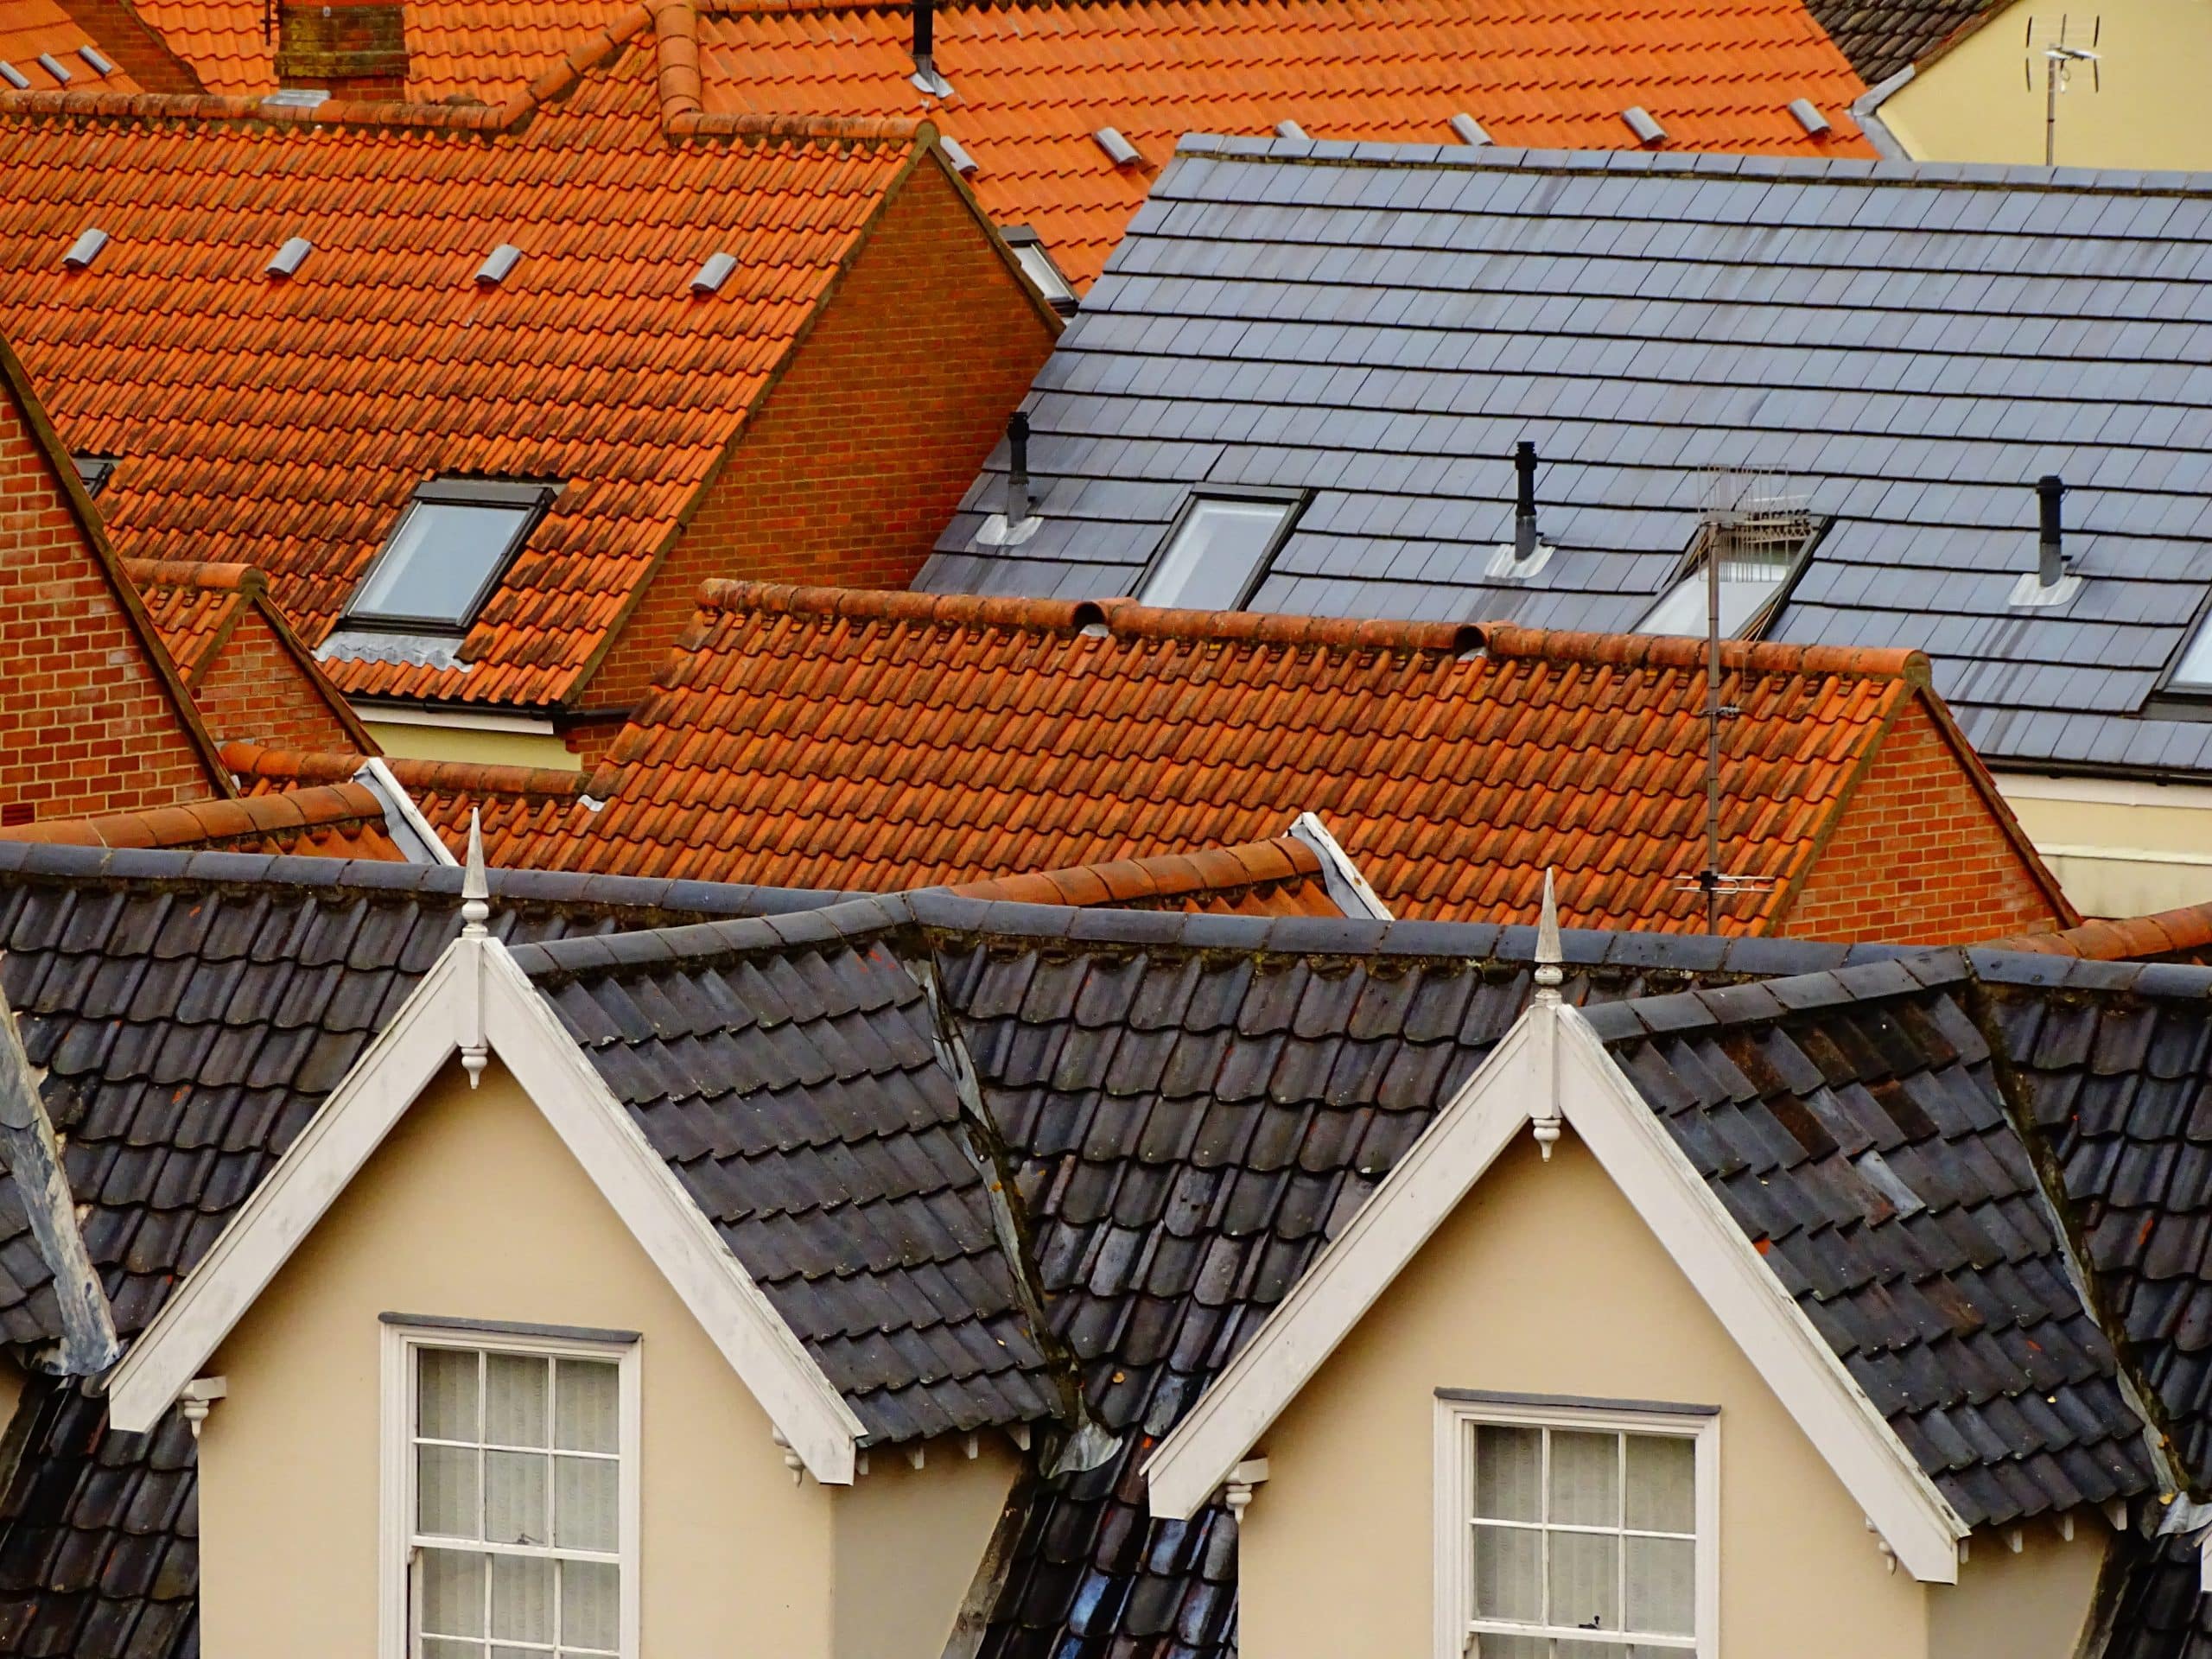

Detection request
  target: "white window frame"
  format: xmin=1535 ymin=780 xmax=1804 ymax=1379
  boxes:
xmin=379 ymin=1319 xmax=643 ymax=1659
xmin=1433 ymin=1392 xmax=1720 ymax=1659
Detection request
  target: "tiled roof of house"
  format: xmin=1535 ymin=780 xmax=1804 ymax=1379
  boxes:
xmin=1990 ymin=901 xmax=2212 ymax=967
xmin=921 ymin=138 xmax=2212 ymax=785
xmin=556 ymin=582 xmax=2066 ymax=937
xmin=0 ymin=0 xmax=207 ymax=92
xmin=0 ymin=785 xmax=406 ymax=859
xmin=114 ymin=0 xmax=1872 ymax=288
xmin=1807 ymin=0 xmax=1990 ymax=83
xmin=0 ymin=29 xmax=938 ymax=712
xmin=946 ymin=835 xmax=1343 ymax=916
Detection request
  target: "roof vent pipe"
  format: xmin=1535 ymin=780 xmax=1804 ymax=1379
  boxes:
xmin=911 ymin=0 xmax=950 ymax=95
xmin=2038 ymin=474 xmax=2067 ymax=587
xmin=1514 ymin=440 xmax=1539 ymax=561
xmin=1006 ymin=410 xmax=1032 ymax=525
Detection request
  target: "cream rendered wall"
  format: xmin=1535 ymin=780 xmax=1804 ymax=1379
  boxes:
xmin=362 ymin=718 xmax=583 ymax=772
xmin=197 ymin=1059 xmax=836 ymax=1658
xmin=1995 ymin=772 xmax=2212 ymax=919
xmin=1238 ymin=1130 xmax=1936 ymax=1659
xmin=1882 ymin=0 xmax=2212 ymax=168
xmin=833 ymin=1434 xmax=1022 ymax=1659
xmin=1928 ymin=1523 xmax=2110 ymax=1658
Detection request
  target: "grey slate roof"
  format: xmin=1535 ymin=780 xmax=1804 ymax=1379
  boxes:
xmin=918 ymin=139 xmax=2212 ymax=782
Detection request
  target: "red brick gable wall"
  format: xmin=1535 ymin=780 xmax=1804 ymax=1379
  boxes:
xmin=582 ymin=161 xmax=1058 ymax=735
xmin=0 ymin=391 xmax=216 ymax=824
xmin=1780 ymin=698 xmax=2064 ymax=944
xmin=189 ymin=607 xmax=361 ymax=753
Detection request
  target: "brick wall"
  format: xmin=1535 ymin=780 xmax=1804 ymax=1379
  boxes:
xmin=0 ymin=391 xmax=217 ymax=824
xmin=1782 ymin=699 xmax=2065 ymax=943
xmin=585 ymin=159 xmax=1057 ymax=721
xmin=190 ymin=606 xmax=361 ymax=753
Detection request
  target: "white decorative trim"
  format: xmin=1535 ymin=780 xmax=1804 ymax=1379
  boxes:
xmin=106 ymin=935 xmax=863 ymax=1484
xmin=1287 ymin=811 xmax=1394 ymax=921
xmin=1142 ymin=1002 xmax=1967 ymax=1583
xmin=353 ymin=756 xmax=460 ymax=868
xmin=357 ymin=705 xmax=559 ymax=736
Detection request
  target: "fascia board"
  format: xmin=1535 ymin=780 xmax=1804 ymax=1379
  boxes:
xmin=1142 ymin=1016 xmax=1535 ymax=1519
xmin=1554 ymin=1007 xmax=1967 ymax=1581
xmin=479 ymin=944 xmax=863 ymax=1482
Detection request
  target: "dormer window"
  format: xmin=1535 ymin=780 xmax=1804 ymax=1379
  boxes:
xmin=347 ymin=480 xmax=556 ymax=632
xmin=1136 ymin=489 xmax=1305 ymax=610
xmin=1637 ymin=500 xmax=1817 ymax=641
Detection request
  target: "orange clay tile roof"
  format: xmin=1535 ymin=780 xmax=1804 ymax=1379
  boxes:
xmin=118 ymin=0 xmax=1874 ymax=288
xmin=0 ymin=783 xmax=404 ymax=856
xmin=221 ymin=741 xmax=590 ymax=868
xmin=0 ymin=29 xmax=935 ymax=712
xmin=1989 ymin=904 xmax=2212 ymax=965
xmin=0 ymin=0 xmax=136 ymax=88
xmin=946 ymin=835 xmax=1343 ymax=916
xmin=543 ymin=582 xmax=2022 ymax=934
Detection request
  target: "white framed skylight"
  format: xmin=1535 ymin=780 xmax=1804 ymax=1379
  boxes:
xmin=1637 ymin=505 xmax=1818 ymax=641
xmin=1136 ymin=489 xmax=1305 ymax=610
xmin=346 ymin=479 xmax=556 ymax=632
xmin=1001 ymin=226 xmax=1077 ymax=314
xmin=2171 ymin=611 xmax=2212 ymax=694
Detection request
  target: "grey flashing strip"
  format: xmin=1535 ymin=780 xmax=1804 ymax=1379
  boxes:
xmin=381 ymin=1313 xmax=641 ymax=1346
xmin=1448 ymin=111 xmax=1491 ymax=146
xmin=1850 ymin=65 xmax=1914 ymax=160
xmin=1436 ymin=1387 xmax=1720 ymax=1417
xmin=0 ymin=60 xmax=24 ymax=88
xmin=79 ymin=45 xmax=114 ymax=75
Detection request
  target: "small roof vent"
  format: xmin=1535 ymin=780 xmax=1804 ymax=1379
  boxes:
xmin=264 ymin=86 xmax=328 ymax=108
xmin=1093 ymin=127 xmax=1142 ymax=167
xmin=474 ymin=243 xmax=522 ymax=287
xmin=690 ymin=251 xmax=738 ymax=296
xmin=61 ymin=227 xmax=106 ymax=270
xmin=266 ymin=236 xmax=313 ymax=279
xmin=0 ymin=61 xmax=27 ymax=89
xmin=79 ymin=45 xmax=113 ymax=75
xmin=1788 ymin=97 xmax=1831 ymax=136
xmin=1274 ymin=118 xmax=1308 ymax=140
xmin=1449 ymin=111 xmax=1492 ymax=146
xmin=34 ymin=51 xmax=68 ymax=83
xmin=1622 ymin=105 xmax=1667 ymax=145
xmin=938 ymin=134 xmax=979 ymax=175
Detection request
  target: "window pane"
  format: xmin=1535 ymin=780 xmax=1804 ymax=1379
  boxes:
xmin=491 ymin=1554 xmax=555 ymax=1644
xmin=1548 ymin=1431 xmax=1619 ymax=1527
xmin=1639 ymin=565 xmax=1784 ymax=638
xmin=1472 ymin=1638 xmax=1551 ymax=1658
xmin=352 ymin=499 xmax=532 ymax=626
xmin=2177 ymin=618 xmax=2212 ymax=689
xmin=486 ymin=1451 xmax=550 ymax=1547
xmin=1548 ymin=1531 xmax=1620 ymax=1633
xmin=1471 ymin=1522 xmax=1542 ymax=1623
xmin=1624 ymin=1535 xmax=1695 ymax=1636
xmin=562 ymin=1559 xmax=620 ymax=1651
xmin=555 ymin=1456 xmax=619 ymax=1552
xmin=1624 ymin=1436 xmax=1695 ymax=1534
xmin=419 ymin=1348 xmax=480 ymax=1440
xmin=555 ymin=1360 xmax=619 ymax=1453
xmin=486 ymin=1354 xmax=550 ymax=1447
xmin=1141 ymin=499 xmax=1290 ymax=609
xmin=420 ymin=1548 xmax=486 ymax=1638
xmin=1474 ymin=1425 xmax=1541 ymax=1521
xmin=423 ymin=1641 xmax=484 ymax=1659
xmin=418 ymin=1444 xmax=481 ymax=1539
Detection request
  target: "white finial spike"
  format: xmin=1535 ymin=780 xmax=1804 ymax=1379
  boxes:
xmin=460 ymin=810 xmax=490 ymax=938
xmin=1533 ymin=868 xmax=1563 ymax=995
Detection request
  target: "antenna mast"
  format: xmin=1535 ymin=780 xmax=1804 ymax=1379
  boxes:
xmin=2026 ymin=13 xmax=2103 ymax=166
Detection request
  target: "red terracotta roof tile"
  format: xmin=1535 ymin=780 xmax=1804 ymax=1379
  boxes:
xmin=1990 ymin=903 xmax=2212 ymax=964
xmin=947 ymin=834 xmax=1342 ymax=916
xmin=0 ymin=782 xmax=404 ymax=856
xmin=124 ymin=0 xmax=1873 ymax=285
xmin=0 ymin=0 xmax=139 ymax=88
xmin=543 ymin=582 xmax=2051 ymax=935
xmin=0 ymin=35 xmax=932 ymax=712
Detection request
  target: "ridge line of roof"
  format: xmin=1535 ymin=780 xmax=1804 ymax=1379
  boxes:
xmin=1169 ymin=134 xmax=2212 ymax=195
xmin=220 ymin=741 xmax=590 ymax=801
xmin=122 ymin=557 xmax=261 ymax=596
xmin=0 ymin=783 xmax=389 ymax=852
xmin=1480 ymin=624 xmax=1927 ymax=684
xmin=510 ymin=892 xmax=920 ymax=980
xmin=944 ymin=836 xmax=1326 ymax=909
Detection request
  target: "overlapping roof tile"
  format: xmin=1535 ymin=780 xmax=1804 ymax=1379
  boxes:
xmin=0 ymin=32 xmax=931 ymax=711
xmin=945 ymin=834 xmax=1343 ymax=916
xmin=552 ymin=582 xmax=2054 ymax=938
xmin=0 ymin=784 xmax=405 ymax=858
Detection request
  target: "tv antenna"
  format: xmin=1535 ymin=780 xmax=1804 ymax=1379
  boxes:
xmin=2025 ymin=14 xmax=2102 ymax=165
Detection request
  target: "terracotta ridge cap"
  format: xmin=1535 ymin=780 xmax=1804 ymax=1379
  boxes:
xmin=947 ymin=836 xmax=1326 ymax=906
xmin=123 ymin=556 xmax=261 ymax=594
xmin=219 ymin=740 xmax=365 ymax=785
xmin=697 ymin=580 xmax=1097 ymax=633
xmin=381 ymin=755 xmax=593 ymax=798
xmin=1477 ymin=624 xmax=1929 ymax=683
xmin=0 ymin=86 xmax=524 ymax=129
xmin=1989 ymin=900 xmax=2212 ymax=960
xmin=0 ymin=784 xmax=385 ymax=849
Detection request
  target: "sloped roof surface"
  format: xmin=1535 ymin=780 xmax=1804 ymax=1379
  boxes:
xmin=1808 ymin=0 xmax=1988 ymax=82
xmin=920 ymin=139 xmax=2212 ymax=782
xmin=0 ymin=0 xmax=142 ymax=89
xmin=117 ymin=0 xmax=1872 ymax=287
xmin=518 ymin=910 xmax=1061 ymax=1441
xmin=0 ymin=44 xmax=924 ymax=710
xmin=561 ymin=582 xmax=1947 ymax=935
xmin=0 ymin=785 xmax=405 ymax=859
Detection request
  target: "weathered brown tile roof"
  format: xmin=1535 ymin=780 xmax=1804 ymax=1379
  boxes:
xmin=946 ymin=835 xmax=1342 ymax=917
xmin=0 ymin=784 xmax=404 ymax=858
xmin=1988 ymin=902 xmax=2212 ymax=967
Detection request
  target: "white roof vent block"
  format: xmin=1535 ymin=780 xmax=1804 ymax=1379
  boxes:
xmin=1093 ymin=127 xmax=1142 ymax=167
xmin=34 ymin=52 xmax=69 ymax=83
xmin=0 ymin=60 xmax=27 ymax=89
xmin=79 ymin=45 xmax=113 ymax=75
xmin=690 ymin=251 xmax=738 ymax=296
xmin=263 ymin=86 xmax=328 ymax=108
xmin=1622 ymin=105 xmax=1667 ymax=144
xmin=266 ymin=236 xmax=312 ymax=279
xmin=474 ymin=243 xmax=522 ymax=286
xmin=1449 ymin=111 xmax=1492 ymax=146
xmin=938 ymin=134 xmax=979 ymax=175
xmin=1789 ymin=97 xmax=1832 ymax=135
xmin=61 ymin=227 xmax=106 ymax=270
xmin=1274 ymin=119 xmax=1308 ymax=140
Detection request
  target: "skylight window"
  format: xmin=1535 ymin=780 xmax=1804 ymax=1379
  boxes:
xmin=1001 ymin=227 xmax=1077 ymax=314
xmin=1137 ymin=491 xmax=1304 ymax=611
xmin=72 ymin=454 xmax=117 ymax=497
xmin=2171 ymin=613 xmax=2212 ymax=693
xmin=1637 ymin=500 xmax=1817 ymax=641
xmin=346 ymin=479 xmax=555 ymax=632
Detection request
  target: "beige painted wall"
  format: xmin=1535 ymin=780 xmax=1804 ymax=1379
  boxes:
xmin=362 ymin=718 xmax=582 ymax=772
xmin=833 ymin=1434 xmax=1021 ymax=1659
xmin=1996 ymin=772 xmax=2212 ymax=918
xmin=199 ymin=1058 xmax=836 ymax=1657
xmin=1884 ymin=0 xmax=2212 ymax=168
xmin=1235 ymin=1129 xmax=2102 ymax=1659
xmin=1929 ymin=1523 xmax=2110 ymax=1659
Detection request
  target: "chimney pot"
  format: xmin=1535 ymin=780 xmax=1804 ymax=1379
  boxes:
xmin=1006 ymin=411 xmax=1032 ymax=525
xmin=1514 ymin=440 xmax=1539 ymax=561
